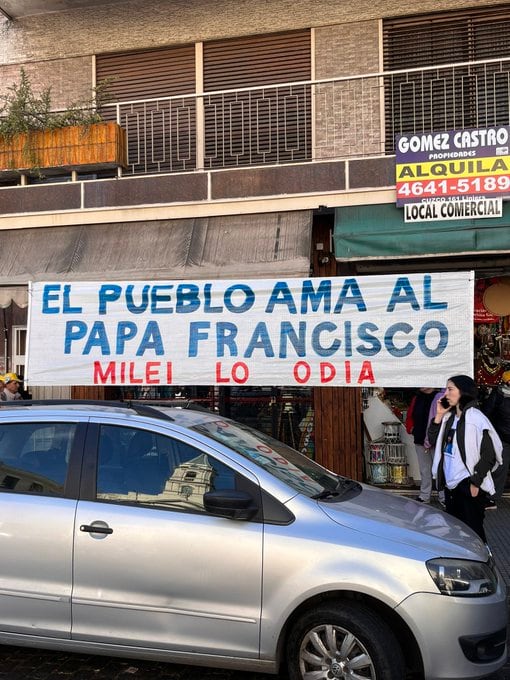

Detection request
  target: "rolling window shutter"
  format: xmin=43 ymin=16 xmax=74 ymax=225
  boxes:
xmin=204 ymin=30 xmax=311 ymax=90
xmin=96 ymin=47 xmax=196 ymax=173
xmin=96 ymin=46 xmax=196 ymax=100
xmin=383 ymin=8 xmax=510 ymax=153
xmin=203 ymin=30 xmax=311 ymax=168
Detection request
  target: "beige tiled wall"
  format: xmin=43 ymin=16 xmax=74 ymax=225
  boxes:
xmin=0 ymin=0 xmax=506 ymax=65
xmin=314 ymin=20 xmax=382 ymax=159
xmin=0 ymin=58 xmax=93 ymax=109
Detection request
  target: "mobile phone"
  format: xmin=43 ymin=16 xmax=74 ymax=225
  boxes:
xmin=440 ymin=396 xmax=450 ymax=409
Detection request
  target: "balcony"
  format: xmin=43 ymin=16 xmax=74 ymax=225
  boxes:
xmin=100 ymin=55 xmax=510 ymax=174
xmin=1 ymin=56 xmax=510 ymax=217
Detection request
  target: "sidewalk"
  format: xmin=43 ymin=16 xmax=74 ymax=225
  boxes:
xmin=483 ymin=497 xmax=510 ymax=678
xmin=485 ymin=496 xmax=510 ymax=589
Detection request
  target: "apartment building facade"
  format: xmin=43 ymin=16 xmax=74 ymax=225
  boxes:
xmin=1 ymin=0 xmax=510 ymax=477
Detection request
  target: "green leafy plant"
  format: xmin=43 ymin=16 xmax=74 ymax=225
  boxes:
xmin=0 ymin=67 xmax=112 ymax=139
xmin=0 ymin=68 xmax=114 ymax=175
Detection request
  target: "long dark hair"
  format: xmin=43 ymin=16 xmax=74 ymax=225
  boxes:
xmin=448 ymin=374 xmax=478 ymax=412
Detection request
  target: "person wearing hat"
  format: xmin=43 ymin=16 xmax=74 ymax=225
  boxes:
xmin=1 ymin=372 xmax=23 ymax=401
xmin=428 ymin=374 xmax=503 ymax=542
xmin=482 ymin=369 xmax=510 ymax=507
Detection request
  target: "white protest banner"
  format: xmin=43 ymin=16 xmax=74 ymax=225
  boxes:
xmin=26 ymin=272 xmax=474 ymax=387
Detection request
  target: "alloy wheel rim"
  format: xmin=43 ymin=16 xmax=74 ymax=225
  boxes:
xmin=299 ymin=623 xmax=376 ymax=679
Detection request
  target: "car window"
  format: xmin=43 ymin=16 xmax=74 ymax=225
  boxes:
xmin=96 ymin=425 xmax=237 ymax=513
xmin=0 ymin=422 xmax=77 ymax=496
xmin=190 ymin=418 xmax=337 ymax=496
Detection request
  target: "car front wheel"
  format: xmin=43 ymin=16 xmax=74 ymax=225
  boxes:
xmin=287 ymin=601 xmax=405 ymax=680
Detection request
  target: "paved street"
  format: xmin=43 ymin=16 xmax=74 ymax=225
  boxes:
xmin=0 ymin=648 xmax=272 ymax=680
xmin=1 ymin=497 xmax=510 ymax=680
xmin=483 ymin=496 xmax=510 ymax=680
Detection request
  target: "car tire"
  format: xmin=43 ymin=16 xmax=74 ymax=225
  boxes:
xmin=286 ymin=601 xmax=405 ymax=680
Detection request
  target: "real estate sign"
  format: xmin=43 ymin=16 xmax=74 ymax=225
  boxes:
xmin=27 ymin=272 xmax=474 ymax=387
xmin=395 ymin=125 xmax=510 ymax=207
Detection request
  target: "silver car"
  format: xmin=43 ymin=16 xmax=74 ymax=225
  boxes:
xmin=0 ymin=401 xmax=506 ymax=680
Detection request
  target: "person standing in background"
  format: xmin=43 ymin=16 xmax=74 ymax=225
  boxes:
xmin=429 ymin=375 xmax=502 ymax=542
xmin=0 ymin=373 xmax=23 ymax=401
xmin=406 ymin=388 xmax=438 ymax=504
xmin=482 ymin=369 xmax=510 ymax=508
xmin=425 ymin=390 xmax=447 ymax=508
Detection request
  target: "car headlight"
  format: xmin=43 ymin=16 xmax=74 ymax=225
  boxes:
xmin=426 ymin=558 xmax=498 ymax=597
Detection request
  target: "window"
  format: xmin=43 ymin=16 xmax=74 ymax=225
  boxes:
xmin=96 ymin=425 xmax=237 ymax=512
xmin=11 ymin=326 xmax=26 ymax=378
xmin=96 ymin=44 xmax=197 ymax=174
xmin=383 ymin=8 xmax=510 ymax=152
xmin=203 ymin=31 xmax=311 ymax=168
xmin=96 ymin=31 xmax=311 ymax=174
xmin=0 ymin=422 xmax=76 ymax=495
xmin=179 ymin=484 xmax=194 ymax=498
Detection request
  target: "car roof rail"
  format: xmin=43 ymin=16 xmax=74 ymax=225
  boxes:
xmin=130 ymin=399 xmax=212 ymax=413
xmin=0 ymin=399 xmax=175 ymax=421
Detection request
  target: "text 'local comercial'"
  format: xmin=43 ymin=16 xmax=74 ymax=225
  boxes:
xmin=404 ymin=197 xmax=502 ymax=222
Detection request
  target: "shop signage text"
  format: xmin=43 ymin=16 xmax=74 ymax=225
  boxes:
xmin=26 ymin=273 xmax=474 ymax=387
xmin=395 ymin=126 xmax=510 ymax=206
xmin=403 ymin=197 xmax=502 ymax=223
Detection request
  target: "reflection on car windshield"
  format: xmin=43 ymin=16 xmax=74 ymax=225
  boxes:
xmin=191 ymin=418 xmax=341 ymax=497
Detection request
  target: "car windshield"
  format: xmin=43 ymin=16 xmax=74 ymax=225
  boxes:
xmin=190 ymin=417 xmax=351 ymax=498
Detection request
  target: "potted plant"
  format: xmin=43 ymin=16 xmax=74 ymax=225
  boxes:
xmin=0 ymin=68 xmax=126 ymax=177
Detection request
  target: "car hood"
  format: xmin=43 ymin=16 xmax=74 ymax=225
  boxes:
xmin=319 ymin=484 xmax=488 ymax=561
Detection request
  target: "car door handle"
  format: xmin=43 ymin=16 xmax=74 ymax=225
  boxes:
xmin=80 ymin=524 xmax=113 ymax=535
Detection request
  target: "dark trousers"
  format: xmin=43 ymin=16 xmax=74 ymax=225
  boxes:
xmin=444 ymin=477 xmax=487 ymax=542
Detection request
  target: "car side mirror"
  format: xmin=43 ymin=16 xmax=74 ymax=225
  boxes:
xmin=203 ymin=489 xmax=258 ymax=520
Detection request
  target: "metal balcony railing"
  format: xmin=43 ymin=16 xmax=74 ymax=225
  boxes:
xmin=101 ymin=56 xmax=510 ymax=177
xmin=383 ymin=56 xmax=510 ymax=153
xmin=4 ymin=56 xmax=510 ymax=183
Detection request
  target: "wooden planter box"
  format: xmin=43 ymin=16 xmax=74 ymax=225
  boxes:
xmin=0 ymin=121 xmax=127 ymax=176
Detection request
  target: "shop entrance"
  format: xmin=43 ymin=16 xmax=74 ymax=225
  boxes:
xmin=363 ymin=387 xmax=423 ymax=491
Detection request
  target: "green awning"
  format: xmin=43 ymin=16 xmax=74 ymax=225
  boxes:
xmin=334 ymin=202 xmax=510 ymax=261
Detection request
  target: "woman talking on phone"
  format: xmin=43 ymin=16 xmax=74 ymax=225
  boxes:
xmin=428 ymin=375 xmax=502 ymax=541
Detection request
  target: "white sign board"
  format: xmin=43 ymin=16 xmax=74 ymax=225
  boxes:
xmin=26 ymin=273 xmax=474 ymax=387
xmin=404 ymin=197 xmax=502 ymax=223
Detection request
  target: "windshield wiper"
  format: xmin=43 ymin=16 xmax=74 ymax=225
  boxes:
xmin=312 ymin=478 xmax=361 ymax=500
xmin=311 ymin=489 xmax=340 ymax=500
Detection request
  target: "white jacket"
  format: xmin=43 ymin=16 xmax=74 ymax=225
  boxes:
xmin=432 ymin=406 xmax=503 ymax=495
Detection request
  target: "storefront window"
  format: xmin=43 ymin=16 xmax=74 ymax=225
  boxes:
xmin=362 ymin=387 xmax=429 ymax=491
xmin=474 ymin=277 xmax=510 ymax=389
xmin=222 ymin=387 xmax=314 ymax=458
xmin=118 ymin=385 xmax=314 ymax=458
